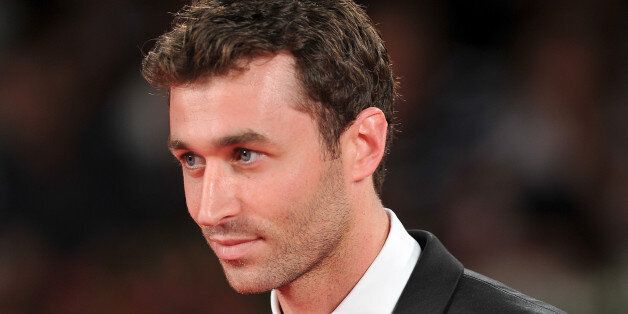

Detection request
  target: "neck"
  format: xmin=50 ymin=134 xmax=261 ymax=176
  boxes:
xmin=276 ymin=189 xmax=390 ymax=313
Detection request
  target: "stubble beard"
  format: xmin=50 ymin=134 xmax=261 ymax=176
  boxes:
xmin=201 ymin=160 xmax=351 ymax=294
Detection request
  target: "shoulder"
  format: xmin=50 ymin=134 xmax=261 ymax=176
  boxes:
xmin=394 ymin=230 xmax=564 ymax=314
xmin=446 ymin=269 xmax=564 ymax=313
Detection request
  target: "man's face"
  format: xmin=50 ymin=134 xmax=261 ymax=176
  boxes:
xmin=168 ymin=53 xmax=351 ymax=293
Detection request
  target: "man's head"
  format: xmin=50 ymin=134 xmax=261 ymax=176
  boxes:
xmin=143 ymin=0 xmax=395 ymax=294
xmin=143 ymin=0 xmax=396 ymax=192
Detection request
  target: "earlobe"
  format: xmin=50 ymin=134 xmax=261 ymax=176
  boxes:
xmin=347 ymin=107 xmax=388 ymax=182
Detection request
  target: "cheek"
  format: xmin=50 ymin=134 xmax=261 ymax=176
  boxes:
xmin=244 ymin=156 xmax=323 ymax=217
xmin=182 ymin=174 xmax=202 ymax=219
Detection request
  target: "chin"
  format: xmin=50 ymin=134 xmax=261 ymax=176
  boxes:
xmin=221 ymin=262 xmax=279 ymax=294
xmin=226 ymin=276 xmax=277 ymax=295
xmin=230 ymin=284 xmax=269 ymax=295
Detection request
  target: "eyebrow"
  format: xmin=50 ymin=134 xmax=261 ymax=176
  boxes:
xmin=168 ymin=129 xmax=272 ymax=151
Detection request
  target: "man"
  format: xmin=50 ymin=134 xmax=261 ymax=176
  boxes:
xmin=142 ymin=0 xmax=563 ymax=312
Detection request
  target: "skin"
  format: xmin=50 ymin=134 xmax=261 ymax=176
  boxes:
xmin=168 ymin=52 xmax=390 ymax=313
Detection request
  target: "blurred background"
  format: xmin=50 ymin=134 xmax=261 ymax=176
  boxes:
xmin=0 ymin=0 xmax=627 ymax=312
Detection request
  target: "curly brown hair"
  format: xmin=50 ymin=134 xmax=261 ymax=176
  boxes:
xmin=142 ymin=0 xmax=397 ymax=193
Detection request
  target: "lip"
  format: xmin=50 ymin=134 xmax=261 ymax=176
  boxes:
xmin=208 ymin=237 xmax=262 ymax=261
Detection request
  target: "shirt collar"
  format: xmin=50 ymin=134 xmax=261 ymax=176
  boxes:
xmin=270 ymin=208 xmax=420 ymax=313
xmin=270 ymin=289 xmax=282 ymax=314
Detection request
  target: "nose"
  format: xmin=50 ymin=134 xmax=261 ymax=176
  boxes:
xmin=193 ymin=161 xmax=240 ymax=226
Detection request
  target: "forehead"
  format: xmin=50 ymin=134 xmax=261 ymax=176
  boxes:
xmin=168 ymin=53 xmax=318 ymax=147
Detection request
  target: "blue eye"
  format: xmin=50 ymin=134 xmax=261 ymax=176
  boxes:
xmin=181 ymin=153 xmax=203 ymax=169
xmin=185 ymin=154 xmax=195 ymax=166
xmin=234 ymin=148 xmax=260 ymax=164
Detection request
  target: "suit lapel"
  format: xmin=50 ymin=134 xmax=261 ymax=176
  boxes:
xmin=393 ymin=230 xmax=464 ymax=314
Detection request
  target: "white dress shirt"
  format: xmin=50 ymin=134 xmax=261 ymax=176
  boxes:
xmin=270 ymin=208 xmax=421 ymax=313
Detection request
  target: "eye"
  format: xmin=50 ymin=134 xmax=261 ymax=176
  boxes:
xmin=233 ymin=148 xmax=262 ymax=165
xmin=181 ymin=152 xmax=205 ymax=169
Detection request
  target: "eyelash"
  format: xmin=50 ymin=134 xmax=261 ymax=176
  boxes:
xmin=232 ymin=148 xmax=261 ymax=164
xmin=179 ymin=152 xmax=204 ymax=169
xmin=176 ymin=148 xmax=262 ymax=170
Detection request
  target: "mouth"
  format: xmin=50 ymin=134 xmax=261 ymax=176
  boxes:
xmin=207 ymin=237 xmax=263 ymax=261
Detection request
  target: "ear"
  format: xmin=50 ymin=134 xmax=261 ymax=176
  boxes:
xmin=341 ymin=107 xmax=388 ymax=183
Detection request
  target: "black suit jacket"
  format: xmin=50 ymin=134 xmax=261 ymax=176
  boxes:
xmin=393 ymin=230 xmax=565 ymax=313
